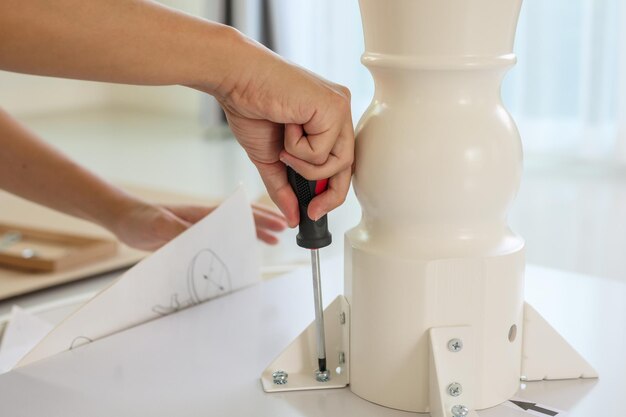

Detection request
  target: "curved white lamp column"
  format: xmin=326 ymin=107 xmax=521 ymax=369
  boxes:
xmin=262 ymin=2 xmax=597 ymax=415
xmin=345 ymin=0 xmax=525 ymax=412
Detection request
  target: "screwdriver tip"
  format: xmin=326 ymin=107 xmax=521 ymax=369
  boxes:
xmin=318 ymin=357 xmax=327 ymax=373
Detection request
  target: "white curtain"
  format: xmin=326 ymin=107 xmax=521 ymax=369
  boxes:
xmin=504 ymin=0 xmax=626 ymax=159
xmin=267 ymin=0 xmax=626 ymax=161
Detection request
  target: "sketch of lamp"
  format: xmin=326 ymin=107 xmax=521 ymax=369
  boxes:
xmin=261 ymin=1 xmax=597 ymax=416
xmin=152 ymin=249 xmax=231 ymax=316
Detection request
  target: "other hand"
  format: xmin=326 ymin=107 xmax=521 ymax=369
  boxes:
xmin=113 ymin=202 xmax=287 ymax=251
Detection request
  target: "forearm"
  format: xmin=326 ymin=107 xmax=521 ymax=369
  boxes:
xmin=0 ymin=109 xmax=142 ymax=231
xmin=0 ymin=0 xmax=242 ymax=94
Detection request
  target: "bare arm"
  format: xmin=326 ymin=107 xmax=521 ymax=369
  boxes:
xmin=0 ymin=109 xmax=138 ymax=231
xmin=0 ymin=0 xmax=234 ymax=91
xmin=0 ymin=109 xmax=287 ymax=248
xmin=0 ymin=0 xmax=354 ymax=230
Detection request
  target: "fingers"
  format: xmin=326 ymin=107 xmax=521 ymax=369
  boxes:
xmin=253 ymin=160 xmax=299 ymax=227
xmin=257 ymin=228 xmax=279 ymax=245
xmin=280 ymin=114 xmax=354 ymax=220
xmin=282 ymin=87 xmax=351 ymax=167
xmin=279 ymin=152 xmax=347 ymax=181
xmin=283 ymin=123 xmax=336 ymax=166
xmin=163 ymin=203 xmax=287 ymax=245
xmin=254 ymin=205 xmax=287 ymax=245
xmin=307 ymin=166 xmax=351 ymax=221
xmin=280 ymin=117 xmax=354 ymax=179
xmin=252 ymin=204 xmax=288 ymax=231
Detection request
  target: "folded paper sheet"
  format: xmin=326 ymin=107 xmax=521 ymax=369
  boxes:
xmin=0 ymin=306 xmax=53 ymax=373
xmin=18 ymin=189 xmax=260 ymax=367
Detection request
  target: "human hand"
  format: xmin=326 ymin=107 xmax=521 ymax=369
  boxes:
xmin=113 ymin=202 xmax=288 ymax=251
xmin=210 ymin=34 xmax=354 ymax=227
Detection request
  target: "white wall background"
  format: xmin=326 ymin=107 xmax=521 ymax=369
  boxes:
xmin=0 ymin=0 xmax=216 ymax=119
xmin=0 ymin=72 xmax=108 ymax=116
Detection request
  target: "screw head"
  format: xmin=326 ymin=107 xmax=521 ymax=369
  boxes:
xmin=448 ymin=338 xmax=463 ymax=352
xmin=272 ymin=370 xmax=288 ymax=385
xmin=451 ymin=404 xmax=469 ymax=417
xmin=315 ymin=369 xmax=330 ymax=382
xmin=447 ymin=382 xmax=463 ymax=397
xmin=339 ymin=312 xmax=346 ymax=325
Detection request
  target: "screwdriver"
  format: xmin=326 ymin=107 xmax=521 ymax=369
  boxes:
xmin=287 ymin=166 xmax=332 ymax=375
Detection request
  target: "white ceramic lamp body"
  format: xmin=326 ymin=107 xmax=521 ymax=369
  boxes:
xmin=263 ymin=1 xmax=595 ymax=411
xmin=345 ymin=0 xmax=524 ymax=412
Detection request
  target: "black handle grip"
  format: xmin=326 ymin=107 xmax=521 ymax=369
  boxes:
xmin=287 ymin=167 xmax=332 ymax=249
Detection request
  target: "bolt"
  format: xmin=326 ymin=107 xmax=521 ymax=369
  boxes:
xmin=451 ymin=404 xmax=469 ymax=417
xmin=339 ymin=312 xmax=346 ymax=325
xmin=272 ymin=370 xmax=288 ymax=385
xmin=315 ymin=369 xmax=330 ymax=382
xmin=21 ymin=248 xmax=37 ymax=259
xmin=447 ymin=382 xmax=462 ymax=397
xmin=338 ymin=351 xmax=345 ymax=365
xmin=448 ymin=338 xmax=463 ymax=352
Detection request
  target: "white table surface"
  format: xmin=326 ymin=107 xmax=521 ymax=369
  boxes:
xmin=0 ymin=271 xmax=120 ymax=327
xmin=0 ymin=257 xmax=620 ymax=416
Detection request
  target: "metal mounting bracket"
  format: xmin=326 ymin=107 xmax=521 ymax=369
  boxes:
xmin=429 ymin=326 xmax=479 ymax=417
xmin=261 ymin=295 xmax=350 ymax=392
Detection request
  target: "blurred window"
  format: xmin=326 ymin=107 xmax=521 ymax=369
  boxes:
xmin=255 ymin=0 xmax=626 ymax=160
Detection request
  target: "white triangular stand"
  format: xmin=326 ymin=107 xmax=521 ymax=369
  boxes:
xmin=521 ymin=302 xmax=598 ymax=381
xmin=261 ymin=295 xmax=350 ymax=392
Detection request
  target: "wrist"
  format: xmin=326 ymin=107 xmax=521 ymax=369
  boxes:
xmin=186 ymin=24 xmax=246 ymax=97
xmin=92 ymin=190 xmax=149 ymax=239
xmin=189 ymin=23 xmax=276 ymax=101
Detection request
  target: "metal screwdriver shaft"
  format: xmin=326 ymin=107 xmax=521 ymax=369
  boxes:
xmin=310 ymin=249 xmax=326 ymax=373
xmin=286 ymin=167 xmax=332 ymax=376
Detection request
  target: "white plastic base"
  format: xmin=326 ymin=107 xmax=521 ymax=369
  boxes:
xmin=261 ymin=298 xmax=598 ymax=414
xmin=261 ymin=295 xmax=350 ymax=392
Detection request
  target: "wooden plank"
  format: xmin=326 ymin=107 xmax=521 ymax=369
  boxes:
xmin=0 ymin=184 xmax=217 ymax=300
xmin=0 ymin=224 xmax=118 ymax=272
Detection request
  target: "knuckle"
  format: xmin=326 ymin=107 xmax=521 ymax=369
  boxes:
xmin=330 ymin=90 xmax=350 ymax=111
xmin=332 ymin=83 xmax=351 ymax=99
xmin=339 ymin=95 xmax=351 ymax=112
xmin=344 ymin=155 xmax=355 ymax=169
xmin=339 ymin=85 xmax=352 ymax=100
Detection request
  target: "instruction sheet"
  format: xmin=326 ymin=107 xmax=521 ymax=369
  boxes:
xmin=18 ymin=188 xmax=260 ymax=367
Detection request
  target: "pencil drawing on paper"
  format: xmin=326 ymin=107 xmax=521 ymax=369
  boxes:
xmin=152 ymin=248 xmax=231 ymax=316
xmin=69 ymin=336 xmax=94 ymax=350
